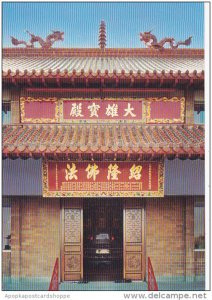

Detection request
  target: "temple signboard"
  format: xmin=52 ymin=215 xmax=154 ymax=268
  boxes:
xmin=42 ymin=160 xmax=164 ymax=197
xmin=20 ymin=97 xmax=185 ymax=124
xmin=59 ymin=98 xmax=143 ymax=123
xmin=20 ymin=97 xmax=143 ymax=124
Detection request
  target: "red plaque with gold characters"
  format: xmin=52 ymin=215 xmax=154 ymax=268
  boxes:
xmin=42 ymin=160 xmax=164 ymax=197
xmin=59 ymin=98 xmax=143 ymax=123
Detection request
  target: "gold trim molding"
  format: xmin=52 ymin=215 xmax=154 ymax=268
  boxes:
xmin=145 ymin=97 xmax=185 ymax=124
xmin=20 ymin=97 xmax=59 ymax=123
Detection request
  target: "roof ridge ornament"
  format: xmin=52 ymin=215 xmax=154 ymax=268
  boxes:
xmin=98 ymin=20 xmax=106 ymax=50
xmin=140 ymin=31 xmax=192 ymax=50
xmin=10 ymin=30 xmax=64 ymax=49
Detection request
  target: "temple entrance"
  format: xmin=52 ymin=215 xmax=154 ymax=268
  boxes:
xmin=61 ymin=198 xmax=145 ymax=282
xmin=83 ymin=199 xmax=123 ymax=281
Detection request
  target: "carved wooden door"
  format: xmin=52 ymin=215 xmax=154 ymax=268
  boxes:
xmin=123 ymin=200 xmax=145 ymax=280
xmin=61 ymin=199 xmax=83 ymax=281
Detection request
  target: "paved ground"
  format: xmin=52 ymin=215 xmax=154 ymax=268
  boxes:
xmin=2 ymin=276 xmax=205 ymax=291
xmin=156 ymin=276 xmax=205 ymax=291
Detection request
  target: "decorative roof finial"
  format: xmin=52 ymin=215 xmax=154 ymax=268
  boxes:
xmin=140 ymin=30 xmax=192 ymax=50
xmin=98 ymin=20 xmax=106 ymax=50
xmin=11 ymin=30 xmax=64 ymax=49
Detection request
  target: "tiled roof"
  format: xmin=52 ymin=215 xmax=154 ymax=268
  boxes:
xmin=3 ymin=56 xmax=204 ymax=75
xmin=3 ymin=48 xmax=204 ymax=57
xmin=3 ymin=124 xmax=204 ymax=159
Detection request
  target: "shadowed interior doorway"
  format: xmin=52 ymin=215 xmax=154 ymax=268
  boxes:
xmin=83 ymin=199 xmax=123 ymax=281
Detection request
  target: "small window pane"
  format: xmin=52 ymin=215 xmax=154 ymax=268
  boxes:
xmin=194 ymin=111 xmax=204 ymax=124
xmin=2 ymin=206 xmax=11 ymax=250
xmin=2 ymin=102 xmax=11 ymax=124
xmin=194 ymin=201 xmax=205 ymax=249
xmin=194 ymin=103 xmax=204 ymax=124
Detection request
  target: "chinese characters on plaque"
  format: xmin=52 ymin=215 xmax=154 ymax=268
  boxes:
xmin=65 ymin=162 xmax=141 ymax=181
xmin=20 ymin=97 xmax=185 ymax=124
xmin=68 ymin=102 xmax=137 ymax=118
xmin=61 ymin=99 xmax=142 ymax=122
xmin=43 ymin=161 xmax=164 ymax=197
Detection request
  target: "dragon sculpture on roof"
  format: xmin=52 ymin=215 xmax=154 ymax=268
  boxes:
xmin=11 ymin=30 xmax=64 ymax=49
xmin=140 ymin=31 xmax=192 ymax=50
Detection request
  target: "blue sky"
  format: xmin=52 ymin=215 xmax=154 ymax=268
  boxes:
xmin=2 ymin=2 xmax=204 ymax=48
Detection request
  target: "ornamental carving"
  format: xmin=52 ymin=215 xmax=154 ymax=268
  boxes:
xmin=140 ymin=31 xmax=192 ymax=50
xmin=126 ymin=209 xmax=142 ymax=243
xmin=64 ymin=209 xmax=81 ymax=243
xmin=11 ymin=30 xmax=64 ymax=49
xmin=65 ymin=255 xmax=80 ymax=272
xmin=126 ymin=254 xmax=142 ymax=272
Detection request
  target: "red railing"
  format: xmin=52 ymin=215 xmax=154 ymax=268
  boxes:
xmin=49 ymin=257 xmax=59 ymax=291
xmin=148 ymin=257 xmax=158 ymax=291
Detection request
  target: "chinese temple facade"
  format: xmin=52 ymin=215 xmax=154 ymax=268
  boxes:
xmin=2 ymin=44 xmax=205 ymax=283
